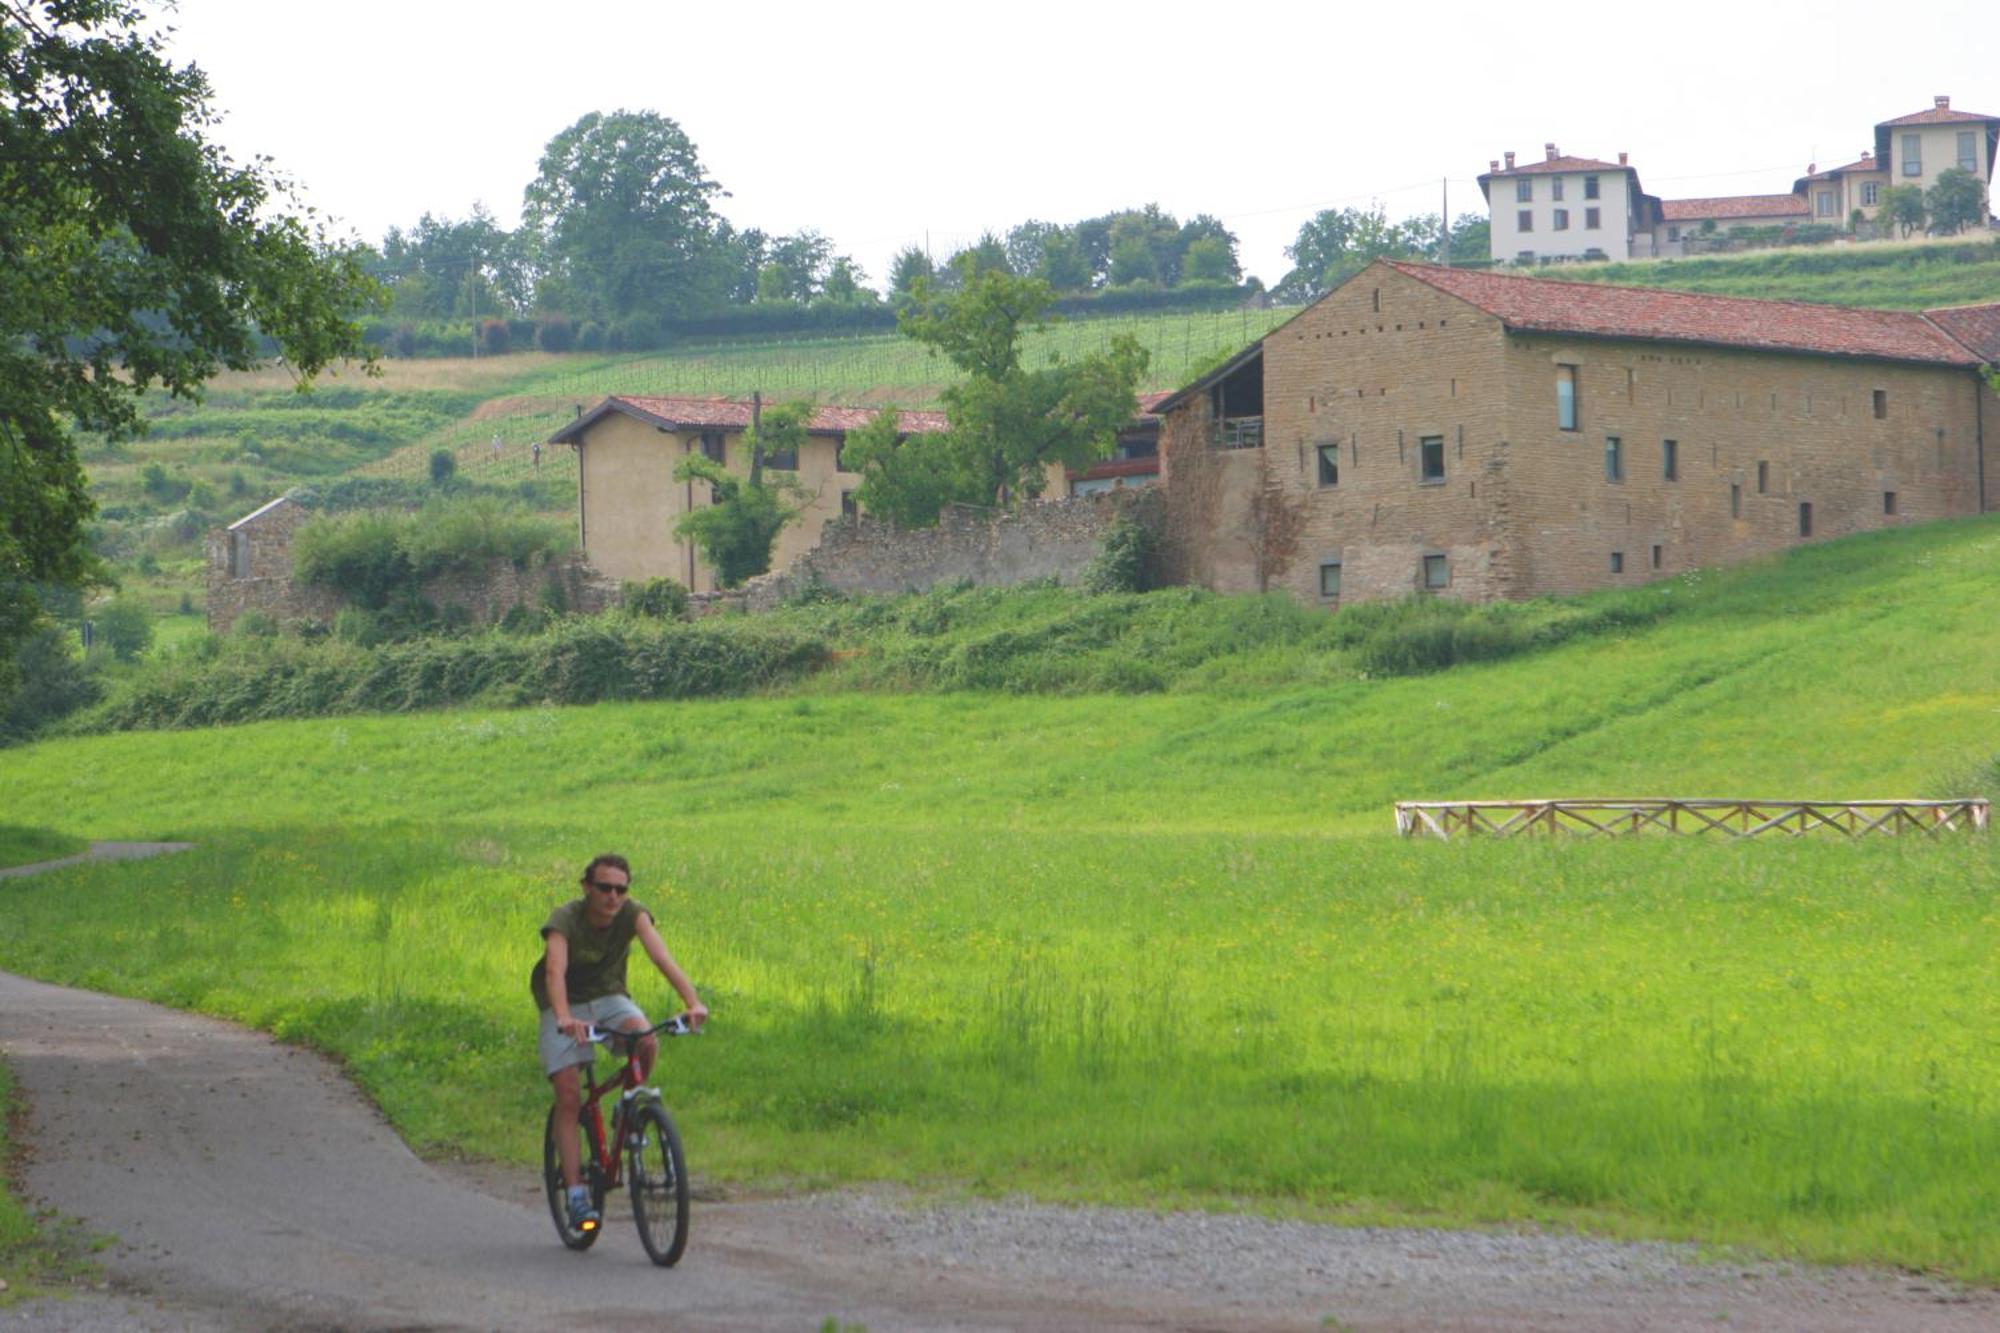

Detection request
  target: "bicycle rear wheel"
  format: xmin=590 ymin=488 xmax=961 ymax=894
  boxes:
xmin=543 ymin=1106 xmax=608 ymax=1251
xmin=627 ymin=1102 xmax=689 ymax=1266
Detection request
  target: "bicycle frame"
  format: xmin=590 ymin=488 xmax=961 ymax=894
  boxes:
xmin=574 ymin=1016 xmax=689 ymax=1190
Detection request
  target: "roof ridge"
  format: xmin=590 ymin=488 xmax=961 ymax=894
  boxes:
xmin=1385 ymin=259 xmax=1938 ymax=325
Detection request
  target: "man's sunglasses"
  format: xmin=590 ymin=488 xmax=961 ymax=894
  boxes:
xmin=587 ymin=879 xmax=630 ymax=896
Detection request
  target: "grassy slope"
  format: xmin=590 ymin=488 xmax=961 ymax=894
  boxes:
xmin=2 ymin=517 xmax=1998 ymax=1277
xmin=0 ymin=827 xmax=86 ymax=870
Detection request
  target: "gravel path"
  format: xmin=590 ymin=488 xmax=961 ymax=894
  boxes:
xmin=2 ymin=847 xmax=1996 ymax=1329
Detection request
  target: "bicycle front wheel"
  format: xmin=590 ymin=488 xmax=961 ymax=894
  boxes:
xmin=627 ymin=1102 xmax=689 ymax=1267
xmin=543 ymin=1106 xmax=607 ymax=1251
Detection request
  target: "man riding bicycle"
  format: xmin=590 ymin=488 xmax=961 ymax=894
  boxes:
xmin=532 ymin=853 xmax=708 ymax=1232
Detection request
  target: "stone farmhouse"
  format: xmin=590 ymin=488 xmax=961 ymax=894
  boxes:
xmin=1483 ymin=96 xmax=1999 ymax=265
xmin=1152 ymin=259 xmax=2000 ymax=605
xmin=545 ymin=393 xmax=1169 ymax=591
xmin=546 ymin=396 xmax=947 ymax=593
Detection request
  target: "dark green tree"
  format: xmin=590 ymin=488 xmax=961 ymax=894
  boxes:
xmin=890 ymin=269 xmax=1148 ymax=514
xmin=1035 ymin=229 xmax=1092 ymax=292
xmin=841 ymin=407 xmax=984 ymax=527
xmin=1275 ymin=204 xmax=1439 ymax=301
xmin=521 ymin=109 xmax=729 ymax=320
xmin=1925 ymin=169 xmax=1987 ymax=236
xmin=0 ymin=0 xmax=380 ymax=707
xmin=888 ymin=245 xmax=934 ymax=299
xmin=1174 ymin=215 xmax=1241 ymax=285
xmin=1880 ymin=185 xmax=1928 ymax=239
xmin=672 ymin=401 xmax=809 ymax=585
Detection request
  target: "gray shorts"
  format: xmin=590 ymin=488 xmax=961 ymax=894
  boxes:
xmin=538 ymin=994 xmax=647 ymax=1077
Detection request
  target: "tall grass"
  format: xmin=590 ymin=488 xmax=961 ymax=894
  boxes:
xmin=3 ymin=516 xmax=1999 ymax=1276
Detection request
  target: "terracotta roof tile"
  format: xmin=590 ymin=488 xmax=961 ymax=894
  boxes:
xmin=1922 ymin=304 xmax=2000 ymax=362
xmin=548 ymin=396 xmax=947 ymax=444
xmin=1879 ymin=105 xmax=2000 ymax=127
xmin=1483 ymin=155 xmax=1630 ymax=177
xmin=1381 ymin=261 xmax=1982 ymax=367
xmin=1660 ymin=194 xmax=1810 ymax=221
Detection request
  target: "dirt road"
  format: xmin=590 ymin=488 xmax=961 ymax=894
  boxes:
xmin=1 ymin=856 xmax=1994 ymax=1329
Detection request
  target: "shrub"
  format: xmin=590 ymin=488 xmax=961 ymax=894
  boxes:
xmin=0 ymin=627 xmax=100 ymax=743
xmin=478 ymin=319 xmax=511 ymax=356
xmin=292 ymin=512 xmax=411 ymax=609
xmin=536 ymin=316 xmax=576 ymax=353
xmin=608 ymin=312 xmax=663 ymax=352
xmin=95 ymin=596 xmax=155 ymax=662
xmin=1082 ymin=517 xmax=1156 ymax=594
xmin=234 ymin=611 xmax=278 ymax=637
xmin=401 ymin=498 xmax=572 ymax=577
xmin=391 ymin=323 xmax=418 ymax=358
xmin=576 ymin=321 xmax=606 ymax=352
xmin=429 ymin=449 xmax=457 ymax=486
xmin=623 ymin=577 xmax=690 ymax=620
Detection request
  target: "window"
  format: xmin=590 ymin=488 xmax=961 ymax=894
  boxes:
xmin=1798 ymin=502 xmax=1813 ymax=537
xmin=1862 ymin=181 xmax=1879 ymax=206
xmin=1518 ymin=210 xmax=1534 ymax=232
xmin=698 ymin=431 xmax=726 ymax=463
xmin=1584 ymin=207 xmax=1601 ymax=230
xmin=1816 ymin=191 xmax=1838 ymax=217
xmin=1584 ymin=175 xmax=1601 ymax=200
xmin=1902 ymin=133 xmax=1922 ymax=176
xmin=1872 ymin=389 xmax=1887 ymax=419
xmin=1610 ymin=551 xmax=1624 ymax=574
xmin=1553 ymin=208 xmax=1570 ymax=231
xmin=1316 ymin=444 xmax=1340 ymax=487
xmin=1551 ymin=178 xmax=1565 ymax=201
xmin=1651 ymin=544 xmax=1663 ymax=570
xmin=1756 ymin=460 xmax=1769 ymax=494
xmin=1422 ymin=554 xmax=1449 ymax=590
xmin=1667 ymin=224 xmax=1681 ymax=242
xmin=1884 ymin=490 xmax=1898 ymax=516
xmin=840 ymin=490 xmax=858 ymax=518
xmin=1731 ymin=483 xmax=1742 ymax=518
xmin=1516 ymin=178 xmax=1533 ymax=202
xmin=227 ymin=530 xmax=249 ymax=578
xmin=1419 ymin=435 xmax=1445 ymax=483
xmin=763 ymin=443 xmax=799 ymax=471
xmin=1958 ymin=130 xmax=1977 ymax=173
xmin=1556 ymin=365 xmax=1579 ymax=431
xmin=1319 ymin=560 xmax=1342 ymax=599
xmin=1604 ymin=436 xmax=1624 ymax=481
xmin=1662 ymin=438 xmax=1678 ymax=481
xmin=1517 ymin=250 xmax=1536 ymax=263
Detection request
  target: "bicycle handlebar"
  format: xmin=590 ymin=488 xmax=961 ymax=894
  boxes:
xmin=582 ymin=1014 xmax=701 ymax=1047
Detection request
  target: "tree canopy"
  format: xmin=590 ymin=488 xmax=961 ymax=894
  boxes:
xmin=1273 ymin=206 xmax=1483 ymax=301
xmin=849 ymin=265 xmax=1148 ymax=524
xmin=673 ymin=401 xmax=810 ymax=586
xmin=0 ymin=0 xmax=380 ymax=699
xmin=1925 ymin=169 xmax=1987 ymax=237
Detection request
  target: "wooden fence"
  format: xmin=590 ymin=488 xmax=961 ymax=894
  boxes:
xmin=1395 ymin=798 xmax=1990 ymax=840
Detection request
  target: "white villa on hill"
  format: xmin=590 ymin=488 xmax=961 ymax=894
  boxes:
xmin=1482 ymin=96 xmax=1998 ymax=265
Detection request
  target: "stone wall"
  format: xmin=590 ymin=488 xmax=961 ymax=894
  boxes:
xmin=680 ymin=490 xmax=1158 ymax=615
xmin=205 ymin=499 xmax=617 ymax=634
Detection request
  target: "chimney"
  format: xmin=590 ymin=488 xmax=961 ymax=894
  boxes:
xmin=1504 ymin=150 xmax=1516 ymax=169
xmin=1490 ymin=159 xmax=1500 ymax=172
xmin=1618 ymin=151 xmax=1628 ymax=166
xmin=1861 ymin=150 xmax=1873 ymax=163
xmin=1807 ymin=162 xmax=1816 ymax=176
xmin=1545 ymin=142 xmax=1559 ymax=161
xmin=1935 ymin=95 xmax=1950 ymax=110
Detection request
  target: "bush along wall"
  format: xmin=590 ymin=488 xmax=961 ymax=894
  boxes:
xmin=82 ymin=617 xmax=830 ymax=732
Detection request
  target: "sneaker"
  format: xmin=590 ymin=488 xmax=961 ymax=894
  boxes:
xmin=567 ymin=1191 xmax=600 ymax=1233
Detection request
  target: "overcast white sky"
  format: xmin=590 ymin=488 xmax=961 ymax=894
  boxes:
xmin=161 ymin=0 xmax=1993 ymax=291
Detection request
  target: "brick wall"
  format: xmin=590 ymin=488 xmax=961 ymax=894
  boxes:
xmin=1159 ymin=265 xmax=1993 ymax=607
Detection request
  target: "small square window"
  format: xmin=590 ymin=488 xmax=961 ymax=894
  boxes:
xmin=841 ymin=490 xmax=858 ymax=518
xmin=1610 ymin=551 xmax=1625 ymax=574
xmin=1419 ymin=435 xmax=1445 ymax=483
xmin=1872 ymin=389 xmax=1887 ymax=419
xmin=1553 ymin=208 xmax=1570 ymax=231
xmin=1319 ymin=560 xmax=1342 ymax=598
xmin=1667 ymin=224 xmax=1682 ymax=242
xmin=1884 ymin=490 xmax=1898 ymax=515
xmin=1585 ymin=207 xmax=1601 ymax=230
xmin=1422 ymin=554 xmax=1449 ymax=590
xmin=1662 ymin=439 xmax=1678 ymax=481
xmin=699 ymin=432 xmax=727 ymax=463
xmin=1516 ymin=179 xmax=1533 ymax=203
xmin=1316 ymin=444 xmax=1340 ymax=487
xmin=1799 ymin=502 xmax=1813 ymax=537
xmin=1756 ymin=460 xmax=1769 ymax=494
xmin=1584 ymin=175 xmax=1601 ymax=200
xmin=1731 ymin=483 xmax=1742 ymax=518
xmin=1552 ymin=178 xmax=1565 ymax=201
xmin=1651 ymin=544 xmax=1663 ymax=570
xmin=1604 ymin=436 xmax=1624 ymax=482
xmin=1518 ymin=210 xmax=1534 ymax=232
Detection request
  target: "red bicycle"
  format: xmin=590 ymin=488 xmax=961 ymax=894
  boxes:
xmin=542 ymin=1014 xmax=696 ymax=1265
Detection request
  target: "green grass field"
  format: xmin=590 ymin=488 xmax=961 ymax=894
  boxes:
xmin=0 ymin=826 xmax=87 ymax=870
xmin=3 ymin=516 xmax=1998 ymax=1278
